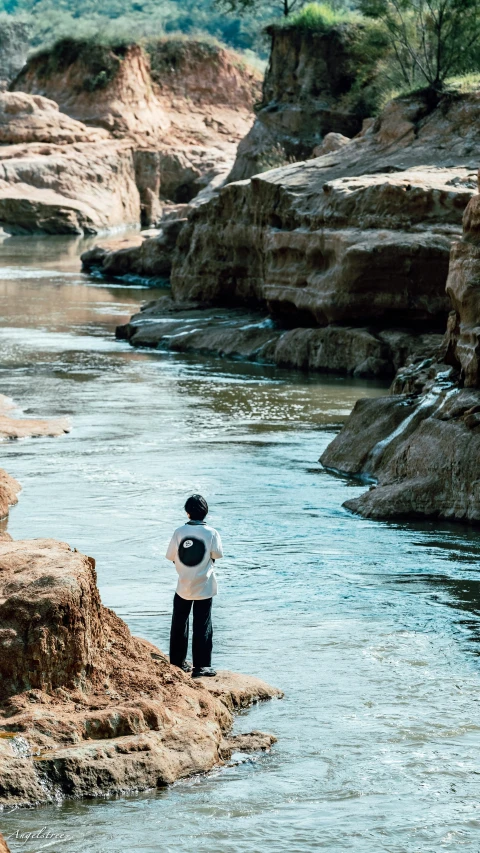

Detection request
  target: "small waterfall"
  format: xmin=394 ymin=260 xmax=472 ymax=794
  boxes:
xmin=368 ymin=385 xmax=459 ymax=471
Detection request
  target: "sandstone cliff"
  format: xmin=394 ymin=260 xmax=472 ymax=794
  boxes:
xmin=111 ymin=92 xmax=468 ymax=377
xmin=320 ymin=168 xmax=480 ymax=523
xmin=228 ymin=20 xmax=387 ymax=182
xmin=11 ymin=38 xmax=261 ymax=221
xmin=0 ymin=537 xmax=280 ymax=806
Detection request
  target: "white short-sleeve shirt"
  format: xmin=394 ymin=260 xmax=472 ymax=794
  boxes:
xmin=166 ymin=520 xmax=223 ymax=600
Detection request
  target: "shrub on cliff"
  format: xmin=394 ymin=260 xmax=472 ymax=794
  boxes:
xmin=29 ymin=36 xmax=133 ymax=91
xmin=359 ymin=0 xmax=480 ymax=91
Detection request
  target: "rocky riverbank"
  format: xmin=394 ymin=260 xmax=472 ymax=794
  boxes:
xmin=0 ymin=537 xmax=280 ymax=807
xmin=0 ymin=398 xmax=280 ymax=807
xmin=320 ymin=168 xmax=480 ymax=523
xmin=115 ymin=293 xmax=440 ymax=378
xmin=105 ymin=85 xmax=480 ymax=378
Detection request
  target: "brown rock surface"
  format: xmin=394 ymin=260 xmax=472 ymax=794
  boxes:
xmin=0 ymin=470 xmax=21 ymax=521
xmin=0 ymin=91 xmax=109 ymax=145
xmin=0 ymin=138 xmax=140 ymax=235
xmin=320 ymin=168 xmax=480 ymax=523
xmin=81 ymin=219 xmax=187 ymax=282
xmin=0 ymin=393 xmax=70 ymax=440
xmin=0 ymin=538 xmax=281 ymax=806
xmin=171 ymin=163 xmax=472 ymax=326
xmin=228 ymin=22 xmax=387 ymax=182
xmin=12 ymin=39 xmax=261 ymax=211
xmin=0 ymin=833 xmax=11 ymax=853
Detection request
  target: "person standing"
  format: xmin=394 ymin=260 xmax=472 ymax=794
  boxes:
xmin=166 ymin=494 xmax=223 ymax=677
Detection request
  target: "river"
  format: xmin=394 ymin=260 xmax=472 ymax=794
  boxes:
xmin=1 ymin=235 xmax=480 ymax=853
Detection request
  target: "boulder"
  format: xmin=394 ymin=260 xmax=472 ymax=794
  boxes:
xmin=0 ymin=538 xmax=281 ymax=806
xmin=0 ymin=91 xmax=109 ymax=145
xmin=0 ymin=140 xmax=140 ymax=235
xmin=81 ymin=219 xmax=186 ymax=281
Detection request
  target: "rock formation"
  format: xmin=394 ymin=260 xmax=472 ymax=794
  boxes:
xmin=320 ymin=168 xmax=480 ymax=523
xmin=111 ymin=89 xmax=478 ymax=377
xmin=0 ymin=91 xmax=141 ymax=234
xmin=228 ymin=21 xmax=387 ymax=182
xmin=115 ymin=294 xmax=440 ymax=379
xmin=9 ymin=37 xmax=261 ymax=229
xmin=0 ymin=469 xmax=21 ymax=523
xmin=0 ymin=537 xmax=281 ymax=806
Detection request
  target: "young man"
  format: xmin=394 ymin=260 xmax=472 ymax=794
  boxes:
xmin=166 ymin=494 xmax=223 ymax=678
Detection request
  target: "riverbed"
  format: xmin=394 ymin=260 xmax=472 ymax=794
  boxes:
xmin=1 ymin=235 xmax=480 ymax=853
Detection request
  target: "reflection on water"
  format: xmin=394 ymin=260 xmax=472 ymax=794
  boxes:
xmin=1 ymin=236 xmax=480 ymax=852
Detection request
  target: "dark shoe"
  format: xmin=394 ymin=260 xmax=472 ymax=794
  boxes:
xmin=192 ymin=667 xmax=217 ymax=678
xmin=173 ymin=660 xmax=192 ymax=673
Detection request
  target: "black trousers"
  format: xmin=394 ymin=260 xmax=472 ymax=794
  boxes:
xmin=169 ymin=593 xmax=213 ymax=668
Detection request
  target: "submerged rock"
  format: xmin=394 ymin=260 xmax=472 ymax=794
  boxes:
xmin=0 ymin=537 xmax=281 ymax=807
xmin=116 ymin=294 xmax=441 ymax=379
xmin=320 ymin=168 xmax=480 ymax=523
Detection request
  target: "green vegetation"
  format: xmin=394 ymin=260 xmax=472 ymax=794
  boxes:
xmin=0 ymin=0 xmax=278 ymax=58
xmin=277 ymin=2 xmax=358 ymax=29
xmin=359 ymin=0 xmax=480 ymax=91
xmin=1 ymin=0 xmax=480 ymax=107
xmin=28 ymin=36 xmax=132 ymax=90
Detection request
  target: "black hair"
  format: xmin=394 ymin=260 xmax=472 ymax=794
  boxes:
xmin=184 ymin=494 xmax=208 ymax=521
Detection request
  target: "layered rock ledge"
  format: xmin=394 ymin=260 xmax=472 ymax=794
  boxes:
xmin=109 ymin=90 xmax=480 ymax=378
xmin=320 ymin=168 xmax=480 ymax=523
xmin=0 ymin=538 xmax=281 ymax=807
xmin=115 ymin=294 xmax=440 ymax=379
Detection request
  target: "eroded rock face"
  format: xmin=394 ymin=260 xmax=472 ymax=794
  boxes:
xmin=81 ymin=220 xmax=186 ymax=281
xmin=0 ymin=538 xmax=281 ymax=806
xmin=443 ymin=185 xmax=480 ymax=387
xmin=320 ymin=168 xmax=480 ymax=523
xmin=0 ymin=91 xmax=109 ymax=146
xmin=228 ymin=22 xmax=387 ymax=181
xmin=0 ymin=470 xmax=21 ymax=522
xmin=12 ymin=40 xmax=261 ymax=211
xmin=172 ymin=163 xmax=474 ymax=327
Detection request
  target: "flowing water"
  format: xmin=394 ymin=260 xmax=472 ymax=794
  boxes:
xmin=1 ymin=235 xmax=480 ymax=853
